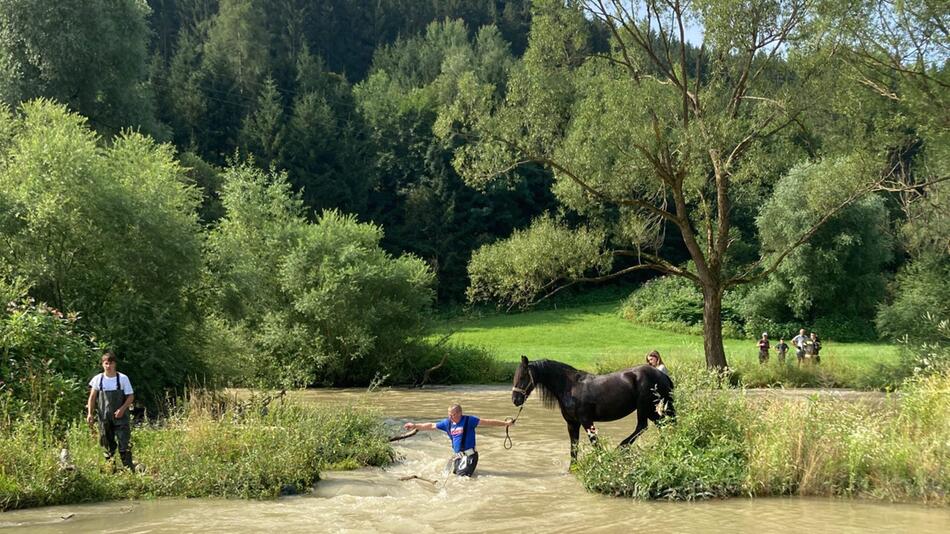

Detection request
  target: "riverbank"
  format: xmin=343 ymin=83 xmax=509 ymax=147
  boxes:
xmin=435 ymin=301 xmax=904 ymax=389
xmin=576 ymin=366 xmax=950 ymax=504
xmin=0 ymin=391 xmax=392 ymax=511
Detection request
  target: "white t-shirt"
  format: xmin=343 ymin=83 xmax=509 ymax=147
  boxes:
xmin=89 ymin=373 xmax=134 ymax=394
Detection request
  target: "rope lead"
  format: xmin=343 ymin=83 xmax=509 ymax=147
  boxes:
xmin=503 ymin=405 xmax=524 ymax=450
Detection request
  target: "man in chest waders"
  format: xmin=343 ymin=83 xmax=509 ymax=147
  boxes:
xmin=86 ymin=350 xmax=135 ymax=471
xmin=403 ymin=404 xmax=512 ymax=477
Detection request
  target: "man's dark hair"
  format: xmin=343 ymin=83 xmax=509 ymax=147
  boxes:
xmin=102 ymin=349 xmax=116 ymax=362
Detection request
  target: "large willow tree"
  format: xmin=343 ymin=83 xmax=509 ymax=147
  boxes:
xmin=439 ymin=0 xmax=932 ymax=368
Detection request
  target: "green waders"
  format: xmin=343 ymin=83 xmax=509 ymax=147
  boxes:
xmin=96 ymin=373 xmax=133 ymax=470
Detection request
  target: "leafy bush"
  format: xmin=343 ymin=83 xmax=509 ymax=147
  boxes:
xmin=890 ymin=313 xmax=950 ymax=379
xmin=576 ymin=364 xmax=751 ymax=499
xmin=747 ymin=165 xmax=894 ymax=339
xmin=577 ymin=365 xmax=950 ymax=503
xmin=467 ymin=215 xmax=610 ymax=309
xmin=740 ymin=315 xmax=801 ymax=343
xmin=0 ymin=100 xmax=206 ymax=409
xmin=206 ymin=163 xmax=435 ymax=386
xmin=399 ymin=341 xmax=514 ymax=385
xmin=0 ymin=298 xmax=98 ymax=429
xmin=0 ymin=391 xmax=392 ymax=510
xmin=620 ymin=276 xmax=744 ymax=337
xmin=876 ymin=253 xmax=950 ymax=343
xmin=811 ymin=314 xmax=877 ymax=341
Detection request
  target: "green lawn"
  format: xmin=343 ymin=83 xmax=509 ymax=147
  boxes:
xmin=434 ymin=302 xmax=898 ymax=374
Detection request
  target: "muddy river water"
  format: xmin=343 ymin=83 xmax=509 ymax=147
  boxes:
xmin=2 ymin=386 xmax=947 ymax=533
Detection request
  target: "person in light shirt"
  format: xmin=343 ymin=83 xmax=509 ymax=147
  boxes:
xmin=86 ymin=350 xmax=135 ymax=471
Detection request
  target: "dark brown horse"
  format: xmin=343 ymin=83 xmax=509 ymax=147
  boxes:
xmin=511 ymin=355 xmax=675 ymax=461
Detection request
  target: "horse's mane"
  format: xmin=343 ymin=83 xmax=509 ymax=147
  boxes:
xmin=530 ymin=359 xmax=586 ymax=410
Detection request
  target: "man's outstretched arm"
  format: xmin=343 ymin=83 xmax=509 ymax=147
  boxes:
xmin=478 ymin=418 xmax=513 ymax=428
xmin=404 ymin=421 xmax=438 ymax=431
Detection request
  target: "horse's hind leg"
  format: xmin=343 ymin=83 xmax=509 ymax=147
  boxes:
xmin=618 ymin=409 xmax=648 ymax=447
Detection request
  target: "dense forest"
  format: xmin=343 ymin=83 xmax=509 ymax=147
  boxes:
xmin=0 ymin=1 xmax=947 ymax=407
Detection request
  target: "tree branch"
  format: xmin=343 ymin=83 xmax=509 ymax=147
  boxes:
xmin=485 ymin=133 xmax=681 ymax=224
xmin=530 ymin=261 xmax=690 ymax=307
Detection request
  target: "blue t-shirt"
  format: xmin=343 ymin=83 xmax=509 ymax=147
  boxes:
xmin=436 ymin=415 xmax=480 ymax=453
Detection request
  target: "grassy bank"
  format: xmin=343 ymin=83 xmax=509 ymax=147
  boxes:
xmin=0 ymin=392 xmax=392 ymax=511
xmin=436 ymin=302 xmax=902 ymax=388
xmin=575 ymin=365 xmax=950 ymax=503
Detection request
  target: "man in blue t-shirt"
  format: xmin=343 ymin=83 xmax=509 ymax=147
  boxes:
xmin=403 ymin=404 xmax=513 ymax=476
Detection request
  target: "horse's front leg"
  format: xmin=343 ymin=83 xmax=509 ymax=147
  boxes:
xmin=567 ymin=422 xmax=580 ymax=463
xmin=619 ymin=409 xmax=648 ymax=447
xmin=581 ymin=421 xmax=599 ymax=447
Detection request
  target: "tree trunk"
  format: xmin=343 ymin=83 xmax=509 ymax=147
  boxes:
xmin=702 ymin=285 xmax=729 ymax=369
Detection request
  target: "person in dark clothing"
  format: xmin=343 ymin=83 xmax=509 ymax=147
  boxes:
xmin=403 ymin=404 xmax=512 ymax=476
xmin=775 ymin=338 xmax=789 ymax=364
xmin=86 ymin=350 xmax=135 ymax=471
xmin=757 ymin=333 xmax=770 ymax=364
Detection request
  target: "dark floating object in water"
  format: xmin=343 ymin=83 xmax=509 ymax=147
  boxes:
xmin=398 ymin=475 xmax=436 ymax=484
xmin=61 ymin=513 xmax=75 ymax=520
xmin=388 ymin=428 xmax=418 ymax=442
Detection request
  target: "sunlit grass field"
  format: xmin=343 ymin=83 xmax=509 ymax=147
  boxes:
xmin=434 ymin=301 xmax=898 ymax=375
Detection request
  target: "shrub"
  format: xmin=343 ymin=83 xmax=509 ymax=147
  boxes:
xmin=891 ymin=313 xmax=950 ymax=379
xmin=577 ymin=365 xmax=950 ymax=503
xmin=0 ymin=391 xmax=392 ymax=510
xmin=752 ymin=167 xmax=894 ymax=329
xmin=576 ymin=364 xmax=751 ymax=500
xmin=0 ymin=100 xmax=206 ymax=410
xmin=0 ymin=298 xmax=97 ymax=430
xmin=621 ymin=276 xmax=745 ymax=332
xmin=740 ymin=316 xmax=801 ymax=343
xmin=206 ymin=164 xmax=435 ymax=387
xmin=811 ymin=315 xmax=876 ymax=341
xmin=400 ymin=341 xmax=514 ymax=385
xmin=876 ymin=253 xmax=950 ymax=343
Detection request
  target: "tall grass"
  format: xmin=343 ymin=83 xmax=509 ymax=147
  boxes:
xmin=0 ymin=391 xmax=392 ymax=511
xmin=576 ymin=365 xmax=950 ymax=503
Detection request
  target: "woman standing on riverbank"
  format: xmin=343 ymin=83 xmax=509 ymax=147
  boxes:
xmin=647 ymin=351 xmax=669 ymax=375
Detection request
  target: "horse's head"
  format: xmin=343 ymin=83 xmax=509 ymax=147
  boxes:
xmin=512 ymin=355 xmax=536 ymax=407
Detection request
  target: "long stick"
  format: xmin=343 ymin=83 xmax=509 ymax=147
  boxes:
xmin=388 ymin=428 xmax=418 ymax=442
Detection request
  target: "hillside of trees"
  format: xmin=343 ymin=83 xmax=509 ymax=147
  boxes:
xmin=1 ymin=1 xmax=946 ymax=405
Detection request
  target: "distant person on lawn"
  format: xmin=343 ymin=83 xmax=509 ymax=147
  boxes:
xmin=757 ymin=333 xmax=770 ymax=364
xmin=792 ymin=329 xmax=809 ymax=366
xmin=809 ymin=332 xmax=822 ymax=364
xmin=775 ymin=338 xmax=789 ymax=364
